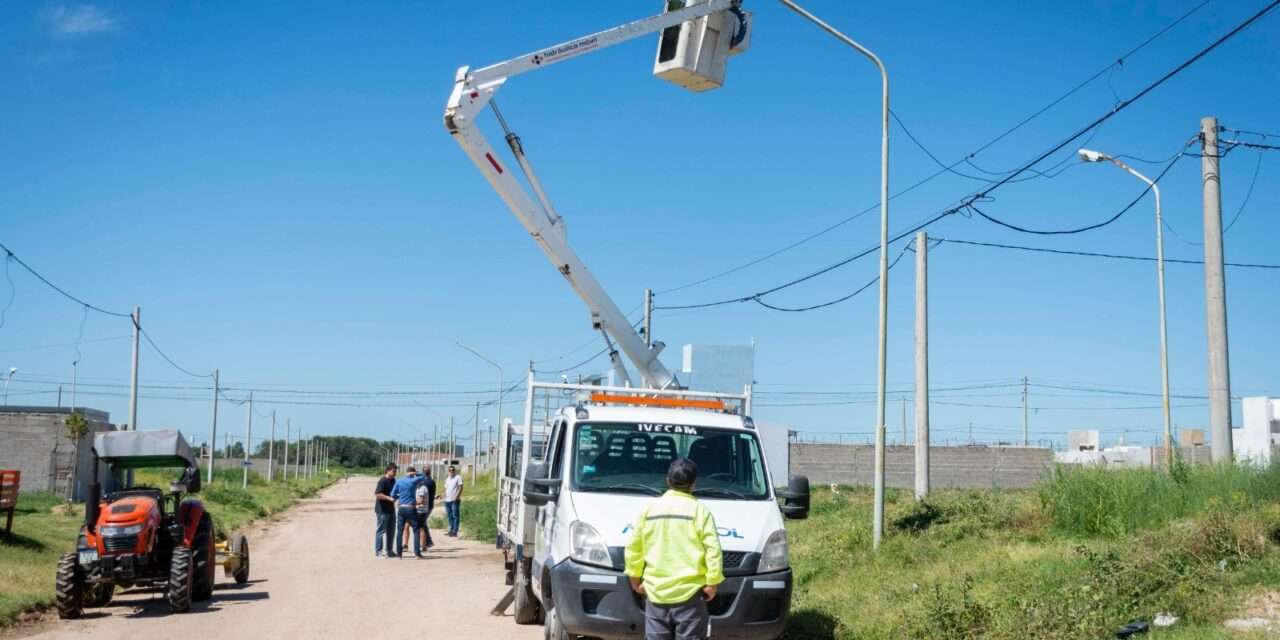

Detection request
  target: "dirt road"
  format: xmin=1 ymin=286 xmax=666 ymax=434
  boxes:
xmin=17 ymin=477 xmax=541 ymax=640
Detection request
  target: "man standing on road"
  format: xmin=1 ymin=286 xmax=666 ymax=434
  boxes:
xmin=414 ymin=467 xmax=436 ymax=550
xmin=374 ymin=463 xmax=398 ymax=557
xmin=443 ymin=465 xmax=464 ymax=537
xmin=391 ymin=466 xmax=426 ymax=558
xmin=624 ymin=458 xmax=724 ymax=640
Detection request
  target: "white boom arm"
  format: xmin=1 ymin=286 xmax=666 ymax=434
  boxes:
xmin=444 ymin=0 xmax=738 ymax=389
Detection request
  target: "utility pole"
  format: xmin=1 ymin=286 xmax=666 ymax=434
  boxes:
xmin=643 ymin=288 xmax=654 ymax=347
xmin=901 ymin=397 xmax=907 ymax=444
xmin=267 ymin=410 xmax=276 ymax=482
xmin=128 ymin=306 xmax=140 ymax=431
xmin=968 ymin=422 xmax=973 ymax=446
xmin=1022 ymin=377 xmax=1029 ymax=447
xmin=914 ymin=231 xmax=929 ymax=500
xmin=207 ymin=368 xmax=219 ymax=484
xmin=242 ymin=391 xmax=253 ymax=489
xmin=1201 ymin=116 xmax=1233 ymax=462
xmin=283 ymin=418 xmax=290 ymax=481
xmin=473 ymin=402 xmax=480 ymax=485
xmin=296 ymin=430 xmax=303 ymax=479
xmin=449 ymin=417 xmax=455 ymax=464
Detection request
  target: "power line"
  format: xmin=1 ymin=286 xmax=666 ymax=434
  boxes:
xmin=654 ymin=210 xmax=953 ymax=311
xmin=967 ymin=0 xmax=1280 ymax=231
xmin=139 ymin=327 xmax=212 ymax=379
xmin=652 ymin=0 xmax=1215 ymax=295
xmin=966 ymin=137 xmax=1193 ymax=235
xmin=935 ymin=237 xmax=1280 ymax=269
xmin=0 ymin=241 xmax=131 ymax=318
xmin=751 ymin=240 xmax=922 ymax=313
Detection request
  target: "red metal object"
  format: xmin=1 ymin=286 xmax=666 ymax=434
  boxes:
xmin=0 ymin=470 xmax=19 ymax=535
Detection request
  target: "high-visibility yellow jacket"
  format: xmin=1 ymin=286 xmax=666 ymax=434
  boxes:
xmin=623 ymin=489 xmax=724 ymax=605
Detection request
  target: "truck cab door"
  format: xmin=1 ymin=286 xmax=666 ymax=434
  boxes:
xmin=533 ymin=419 xmax=567 ymax=594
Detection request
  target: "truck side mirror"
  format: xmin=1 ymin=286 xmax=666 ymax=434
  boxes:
xmin=522 ymin=461 xmax=559 ymax=506
xmin=778 ymin=474 xmax=810 ymax=520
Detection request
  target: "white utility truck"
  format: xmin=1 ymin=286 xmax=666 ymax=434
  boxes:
xmin=444 ymin=2 xmax=810 ymax=638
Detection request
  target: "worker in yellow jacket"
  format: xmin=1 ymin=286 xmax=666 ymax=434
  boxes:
xmin=624 ymin=458 xmax=724 ymax=640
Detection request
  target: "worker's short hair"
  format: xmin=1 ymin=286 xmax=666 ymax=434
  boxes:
xmin=407 ymin=466 xmax=417 ymax=474
xmin=385 ymin=463 xmax=398 ymax=473
xmin=667 ymin=458 xmax=697 ymax=490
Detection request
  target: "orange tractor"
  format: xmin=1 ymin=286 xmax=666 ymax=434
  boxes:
xmin=56 ymin=430 xmax=249 ymax=617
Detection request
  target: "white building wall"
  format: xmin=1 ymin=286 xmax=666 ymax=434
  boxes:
xmin=1236 ymin=397 xmax=1278 ymax=465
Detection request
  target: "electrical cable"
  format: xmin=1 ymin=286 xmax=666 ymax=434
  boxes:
xmin=0 ymin=241 xmax=131 ymax=318
xmin=968 ymin=0 xmax=1280 ymax=231
xmin=653 ymin=0 xmax=1214 ymax=295
xmin=0 ymin=253 xmax=13 ymax=330
xmin=750 ymin=240 xmax=922 ymax=312
xmin=935 ymin=237 xmax=1280 ymax=269
xmin=1223 ymin=148 xmax=1265 ymax=233
xmin=139 ymin=327 xmax=213 ymax=379
xmin=966 ymin=137 xmax=1193 ymax=235
xmin=654 ymin=210 xmax=954 ymax=311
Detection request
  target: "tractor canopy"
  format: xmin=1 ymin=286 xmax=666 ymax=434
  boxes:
xmin=93 ymin=430 xmax=197 ymax=470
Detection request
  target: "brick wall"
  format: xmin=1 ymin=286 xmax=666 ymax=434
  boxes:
xmin=789 ymin=443 xmax=1055 ymax=490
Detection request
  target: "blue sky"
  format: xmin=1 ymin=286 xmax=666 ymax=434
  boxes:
xmin=1 ymin=1 xmax=1276 ymax=450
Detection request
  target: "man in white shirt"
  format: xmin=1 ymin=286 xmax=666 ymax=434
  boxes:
xmin=443 ymin=465 xmax=464 ymax=537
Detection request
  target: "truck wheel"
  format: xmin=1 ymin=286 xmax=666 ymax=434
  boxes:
xmin=544 ymin=605 xmax=570 ymax=640
xmin=230 ymin=533 xmax=250 ymax=584
xmin=168 ymin=546 xmax=194 ymax=613
xmin=86 ymin=583 xmax=114 ymax=608
xmin=55 ymin=553 xmax=84 ymax=619
xmin=193 ymin=516 xmax=215 ymax=601
xmin=513 ymin=558 xmax=542 ymax=625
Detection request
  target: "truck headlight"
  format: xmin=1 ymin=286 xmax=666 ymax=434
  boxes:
xmin=570 ymin=521 xmax=612 ymax=569
xmin=100 ymin=524 xmax=144 ymax=537
xmin=757 ymin=529 xmax=789 ymax=573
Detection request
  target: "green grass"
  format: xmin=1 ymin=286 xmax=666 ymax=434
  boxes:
xmin=0 ymin=467 xmax=338 ymax=626
xmin=783 ymin=462 xmax=1280 ymax=640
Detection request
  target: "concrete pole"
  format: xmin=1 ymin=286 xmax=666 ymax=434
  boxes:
xmin=242 ymin=392 xmax=253 ymax=489
xmin=1201 ymin=116 xmax=1233 ymax=462
xmin=914 ymin=231 xmax=929 ymax=500
xmin=473 ymin=403 xmax=480 ymax=485
xmin=1022 ymin=377 xmax=1029 ymax=447
xmin=267 ymin=410 xmax=276 ymax=482
xmin=128 ymin=306 xmax=140 ymax=431
xmin=207 ymin=368 xmax=219 ymax=484
xmin=643 ymin=288 xmax=653 ymax=348
xmin=901 ymin=397 xmax=907 ymax=444
xmin=449 ymin=417 xmax=455 ymax=464
xmin=283 ymin=418 xmax=290 ymax=481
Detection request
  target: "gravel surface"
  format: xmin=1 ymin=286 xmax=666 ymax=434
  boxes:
xmin=14 ymin=476 xmax=541 ymax=640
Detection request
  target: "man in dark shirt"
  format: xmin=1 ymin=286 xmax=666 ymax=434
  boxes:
xmin=374 ymin=463 xmax=398 ymax=557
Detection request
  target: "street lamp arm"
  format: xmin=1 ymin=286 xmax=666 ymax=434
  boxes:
xmin=778 ymin=0 xmax=888 ymax=91
xmin=455 ymin=341 xmax=503 ymax=374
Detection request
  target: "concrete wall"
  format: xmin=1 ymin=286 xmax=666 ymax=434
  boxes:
xmin=789 ymin=443 xmax=1054 ymax=490
xmin=0 ymin=406 xmax=116 ymax=500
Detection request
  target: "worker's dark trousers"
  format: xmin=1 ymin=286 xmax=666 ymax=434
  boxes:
xmin=644 ymin=595 xmax=709 ymax=640
xmin=374 ymin=510 xmax=394 ymax=555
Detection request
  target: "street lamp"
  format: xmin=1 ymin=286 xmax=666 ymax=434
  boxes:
xmin=3 ymin=367 xmax=16 ymax=406
xmin=1079 ymin=147 xmax=1173 ymax=468
xmin=779 ymin=0 xmax=890 ymax=550
xmin=456 ymin=342 xmax=504 ymax=467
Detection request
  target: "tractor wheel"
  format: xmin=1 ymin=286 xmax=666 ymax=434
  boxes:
xmin=193 ymin=516 xmax=214 ymax=601
xmin=513 ymin=558 xmax=541 ymax=625
xmin=230 ymin=533 xmax=250 ymax=584
xmin=55 ymin=553 xmax=84 ymax=619
xmin=86 ymin=582 xmax=114 ymax=608
xmin=167 ymin=546 xmax=194 ymax=613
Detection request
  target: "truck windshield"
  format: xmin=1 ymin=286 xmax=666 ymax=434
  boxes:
xmin=571 ymin=422 xmax=770 ymax=500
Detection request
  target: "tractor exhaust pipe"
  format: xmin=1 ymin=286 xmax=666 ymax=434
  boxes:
xmin=84 ymin=447 xmax=100 ymax=533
